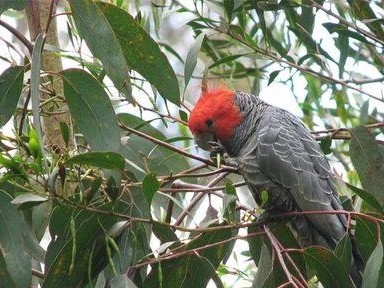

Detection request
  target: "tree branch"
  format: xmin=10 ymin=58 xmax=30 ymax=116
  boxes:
xmin=0 ymin=19 xmax=33 ymax=54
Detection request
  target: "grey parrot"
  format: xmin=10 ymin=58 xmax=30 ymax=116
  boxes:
xmin=188 ymin=89 xmax=363 ymax=286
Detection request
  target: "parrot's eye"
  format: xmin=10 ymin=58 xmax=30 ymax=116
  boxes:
xmin=206 ymin=119 xmax=213 ymax=128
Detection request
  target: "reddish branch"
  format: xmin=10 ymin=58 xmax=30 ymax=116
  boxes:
xmin=264 ymin=225 xmax=307 ymax=288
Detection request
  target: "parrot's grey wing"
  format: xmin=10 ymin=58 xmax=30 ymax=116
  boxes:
xmin=254 ymin=107 xmax=346 ymax=241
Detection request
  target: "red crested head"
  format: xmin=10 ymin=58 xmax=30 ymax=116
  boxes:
xmin=188 ymin=89 xmax=243 ymax=147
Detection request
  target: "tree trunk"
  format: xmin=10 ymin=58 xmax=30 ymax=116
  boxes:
xmin=26 ymin=0 xmax=72 ymax=150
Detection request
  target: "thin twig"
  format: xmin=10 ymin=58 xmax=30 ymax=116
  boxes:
xmin=32 ymin=268 xmax=45 ymax=279
xmin=309 ymin=0 xmax=384 ymax=47
xmin=0 ymin=19 xmax=33 ymax=54
xmin=130 ymin=230 xmax=266 ymax=270
xmin=160 ymin=180 xmax=246 ymax=193
xmin=173 ymin=172 xmax=229 ymax=226
xmin=119 ymin=122 xmax=215 ymax=166
xmin=211 ymin=25 xmax=384 ymax=103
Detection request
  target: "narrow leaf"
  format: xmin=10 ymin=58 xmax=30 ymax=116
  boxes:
xmin=0 ymin=193 xmax=31 ymax=288
xmin=67 ymin=0 xmax=131 ymax=100
xmin=142 ymin=173 xmax=160 ymax=205
xmin=97 ymin=2 xmax=180 ymax=104
xmin=66 ymin=152 xmax=125 ymax=171
xmin=184 ymin=33 xmax=205 ymax=89
xmin=0 ymin=66 xmax=24 ymax=126
xmin=335 ymin=233 xmax=352 ymax=272
xmin=362 ymin=240 xmax=383 ymax=288
xmin=60 ymin=69 xmax=120 ymax=152
xmin=350 ymin=126 xmax=384 ymax=207
xmin=300 ymin=247 xmax=354 ymax=288
xmin=30 ymin=34 xmax=46 ymax=165
xmin=267 ymin=70 xmax=281 ymax=86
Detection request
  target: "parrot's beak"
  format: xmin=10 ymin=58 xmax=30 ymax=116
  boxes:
xmin=194 ymin=133 xmax=214 ymax=151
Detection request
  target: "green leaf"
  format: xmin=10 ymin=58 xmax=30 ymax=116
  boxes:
xmin=209 ymin=53 xmax=248 ymax=69
xmin=0 ymin=66 xmax=24 ymax=127
xmin=143 ymin=223 xmax=232 ymax=287
xmin=0 ymin=193 xmax=31 ymax=288
xmin=300 ymin=247 xmax=354 ymax=288
xmin=30 ymin=33 xmax=46 ymax=166
xmin=320 ymin=137 xmax=332 ymax=155
xmin=247 ymin=224 xmax=264 ymax=264
xmin=0 ymin=0 xmax=27 ymax=15
xmin=184 ymin=33 xmax=205 ymax=89
xmin=355 ymin=218 xmax=382 ymax=262
xmin=335 ymin=233 xmax=352 ymax=272
xmin=44 ymin=205 xmax=121 ymax=288
xmin=96 ymin=2 xmax=180 ymax=105
xmin=225 ymin=182 xmax=236 ymax=195
xmin=109 ymin=274 xmax=138 ymax=288
xmin=59 ymin=121 xmax=70 ymax=147
xmin=253 ymin=243 xmax=275 ymax=288
xmin=345 ymin=182 xmax=383 ymax=212
xmin=66 ymin=152 xmax=125 ymax=171
xmin=60 ymin=68 xmax=120 ymax=152
xmin=142 ymin=173 xmax=160 ymax=205
xmin=179 ymin=110 xmax=188 ymax=123
xmin=67 ymin=0 xmax=131 ymax=100
xmin=362 ymin=240 xmax=383 ymax=288
xmin=350 ymin=126 xmax=384 ymax=207
xmin=11 ymin=193 xmax=48 ymax=209
xmin=267 ymin=70 xmax=281 ymax=86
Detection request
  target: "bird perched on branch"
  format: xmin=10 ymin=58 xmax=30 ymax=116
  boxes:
xmin=188 ymin=88 xmax=363 ymax=287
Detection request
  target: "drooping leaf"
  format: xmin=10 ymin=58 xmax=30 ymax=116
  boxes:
xmin=66 ymin=152 xmax=125 ymax=171
xmin=60 ymin=69 xmax=120 ymax=152
xmin=345 ymin=182 xmax=383 ymax=212
xmin=209 ymin=53 xmax=248 ymax=69
xmin=350 ymin=126 xmax=384 ymax=207
xmin=299 ymin=247 xmax=354 ymax=288
xmin=30 ymin=33 xmax=46 ymax=165
xmin=0 ymin=66 xmax=24 ymax=127
xmin=355 ymin=217 xmax=384 ymax=262
xmin=142 ymin=173 xmax=160 ymax=205
xmin=252 ymin=243 xmax=275 ymax=288
xmin=267 ymin=70 xmax=281 ymax=86
xmin=109 ymin=274 xmax=138 ymax=288
xmin=0 ymin=0 xmax=27 ymax=15
xmin=96 ymin=2 xmax=180 ymax=105
xmin=362 ymin=240 xmax=383 ymax=288
xmin=184 ymin=33 xmax=205 ymax=89
xmin=335 ymin=233 xmax=352 ymax=272
xmin=320 ymin=137 xmax=332 ymax=155
xmin=44 ymin=204 xmax=121 ymax=288
xmin=0 ymin=193 xmax=31 ymax=288
xmin=143 ymin=223 xmax=232 ymax=287
xmin=67 ymin=0 xmax=132 ymax=101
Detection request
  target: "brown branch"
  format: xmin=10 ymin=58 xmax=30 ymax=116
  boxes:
xmin=119 ymin=122 xmax=215 ymax=166
xmin=32 ymin=268 xmax=45 ymax=279
xmin=160 ymin=180 xmax=246 ymax=193
xmin=173 ymin=172 xmax=230 ymax=226
xmin=344 ymin=76 xmax=384 ymax=85
xmin=210 ymin=26 xmax=384 ymax=103
xmin=0 ymin=19 xmax=33 ymax=54
xmin=130 ymin=230 xmax=266 ymax=270
xmin=312 ymin=122 xmax=384 ymax=135
xmin=308 ymin=0 xmax=384 ymax=47
xmin=264 ymin=225 xmax=306 ymax=288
